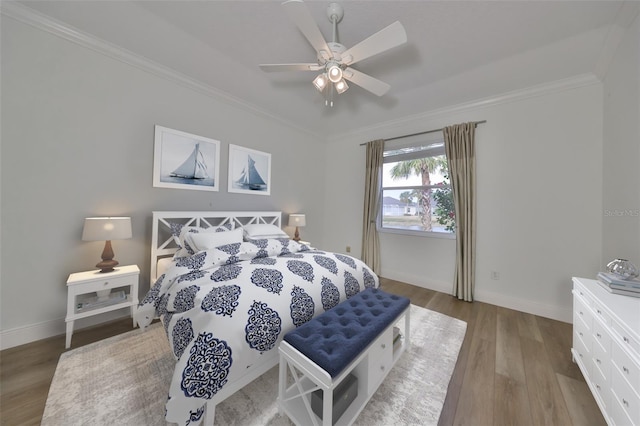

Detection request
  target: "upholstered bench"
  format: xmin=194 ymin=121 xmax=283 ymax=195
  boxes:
xmin=278 ymin=288 xmax=411 ymax=426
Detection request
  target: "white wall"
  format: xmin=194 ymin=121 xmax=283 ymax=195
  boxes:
xmin=323 ymin=78 xmax=604 ymax=323
xmin=0 ymin=15 xmax=326 ymax=348
xmin=602 ymin=13 xmax=640 ymax=267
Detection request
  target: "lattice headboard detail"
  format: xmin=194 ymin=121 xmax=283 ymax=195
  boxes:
xmin=150 ymin=211 xmax=282 ymax=283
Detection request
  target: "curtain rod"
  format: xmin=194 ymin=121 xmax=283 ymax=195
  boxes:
xmin=359 ymin=120 xmax=486 ymax=146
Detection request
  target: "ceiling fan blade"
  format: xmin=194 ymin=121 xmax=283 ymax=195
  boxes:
xmin=341 ymin=21 xmax=407 ymax=65
xmin=282 ymin=0 xmax=332 ymax=61
xmin=259 ymin=63 xmax=323 ymax=72
xmin=343 ymin=67 xmax=391 ymax=96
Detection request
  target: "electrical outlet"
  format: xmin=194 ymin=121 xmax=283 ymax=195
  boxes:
xmin=346 ymin=246 xmax=351 ymax=253
xmin=490 ymin=271 xmax=500 ymax=280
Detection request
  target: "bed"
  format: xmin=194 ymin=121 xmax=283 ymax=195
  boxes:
xmin=136 ymin=211 xmax=379 ymax=426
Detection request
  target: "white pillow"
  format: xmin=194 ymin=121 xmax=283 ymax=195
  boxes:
xmin=173 ymin=223 xmax=234 ymax=258
xmin=185 ymin=228 xmax=243 ymax=252
xmin=242 ymin=224 xmax=288 ymax=239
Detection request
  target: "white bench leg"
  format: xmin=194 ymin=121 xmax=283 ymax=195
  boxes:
xmin=201 ymin=401 xmax=215 ymax=426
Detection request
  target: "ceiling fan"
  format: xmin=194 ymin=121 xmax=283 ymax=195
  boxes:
xmin=259 ymin=0 xmax=407 ymax=106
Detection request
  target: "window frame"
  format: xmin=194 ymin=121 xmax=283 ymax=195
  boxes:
xmin=378 ymin=136 xmax=456 ymax=239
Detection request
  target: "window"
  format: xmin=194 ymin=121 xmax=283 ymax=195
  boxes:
xmin=380 ymin=134 xmax=455 ymax=236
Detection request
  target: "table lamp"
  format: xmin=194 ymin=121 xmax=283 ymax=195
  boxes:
xmin=82 ymin=217 xmax=132 ymax=273
xmin=288 ymin=214 xmax=306 ymax=242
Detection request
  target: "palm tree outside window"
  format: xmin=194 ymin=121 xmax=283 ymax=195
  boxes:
xmin=380 ymin=136 xmax=455 ymax=235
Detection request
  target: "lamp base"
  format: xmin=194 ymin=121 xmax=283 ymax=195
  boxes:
xmin=293 ymin=226 xmax=301 ymax=242
xmin=97 ymin=240 xmax=118 ymax=273
xmin=96 ymin=259 xmax=118 ymax=273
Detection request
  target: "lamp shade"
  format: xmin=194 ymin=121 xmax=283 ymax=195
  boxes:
xmin=288 ymin=214 xmax=306 ymax=227
xmin=82 ymin=217 xmax=132 ymax=241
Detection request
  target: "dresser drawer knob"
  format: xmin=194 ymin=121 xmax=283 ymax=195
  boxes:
xmin=596 ymin=333 xmax=601 ymax=338
xmin=579 ymin=311 xmax=584 ymax=316
xmin=381 ymin=343 xmax=386 ymax=349
xmin=623 ymin=398 xmax=629 ymax=407
xmin=596 ymin=358 xmax=601 ymax=364
xmin=380 ymin=365 xmax=385 ymax=371
xmin=623 ymin=366 xmax=629 ymax=374
xmin=596 ymin=384 xmax=601 ymax=390
xmin=579 ymin=332 xmax=584 ymax=337
xmin=597 ymin=309 xmax=602 ymax=314
xmin=623 ymin=336 xmax=630 ymax=343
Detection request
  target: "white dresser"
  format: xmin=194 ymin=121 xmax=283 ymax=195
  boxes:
xmin=572 ymin=277 xmax=640 ymax=425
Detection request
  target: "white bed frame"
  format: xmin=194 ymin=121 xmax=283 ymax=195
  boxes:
xmin=150 ymin=211 xmax=283 ymax=425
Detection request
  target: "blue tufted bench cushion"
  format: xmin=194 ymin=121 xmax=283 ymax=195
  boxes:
xmin=283 ymin=288 xmax=410 ymax=378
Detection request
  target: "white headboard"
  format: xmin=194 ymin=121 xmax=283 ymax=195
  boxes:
xmin=150 ymin=211 xmax=282 ymax=284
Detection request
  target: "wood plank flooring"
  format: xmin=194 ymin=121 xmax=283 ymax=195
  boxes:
xmin=0 ymin=278 xmax=605 ymax=426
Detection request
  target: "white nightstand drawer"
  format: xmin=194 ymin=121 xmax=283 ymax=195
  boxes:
xmin=72 ymin=275 xmax=134 ymax=294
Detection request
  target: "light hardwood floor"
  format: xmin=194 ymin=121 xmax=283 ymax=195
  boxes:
xmin=0 ymin=278 xmax=605 ymax=426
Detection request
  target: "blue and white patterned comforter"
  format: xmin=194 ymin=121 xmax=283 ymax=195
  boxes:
xmin=136 ymin=238 xmax=378 ymax=425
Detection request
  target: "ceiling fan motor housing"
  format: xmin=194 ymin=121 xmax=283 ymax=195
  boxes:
xmin=326 ymin=3 xmax=344 ymax=24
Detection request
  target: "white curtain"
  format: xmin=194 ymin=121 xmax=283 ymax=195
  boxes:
xmin=443 ymin=123 xmax=476 ymax=301
xmin=361 ymin=139 xmax=384 ymax=274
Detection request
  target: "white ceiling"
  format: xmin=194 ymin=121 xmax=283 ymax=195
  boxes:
xmin=10 ymin=0 xmax=632 ymax=139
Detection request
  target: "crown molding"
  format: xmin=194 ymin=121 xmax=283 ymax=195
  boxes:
xmin=328 ymin=73 xmax=601 ymax=143
xmin=1 ymin=1 xmax=321 ymax=140
xmin=594 ymin=1 xmax=640 ymax=80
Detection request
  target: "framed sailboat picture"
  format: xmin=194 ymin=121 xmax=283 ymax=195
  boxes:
xmin=153 ymin=125 xmax=220 ymax=192
xmin=228 ymin=144 xmax=271 ymax=195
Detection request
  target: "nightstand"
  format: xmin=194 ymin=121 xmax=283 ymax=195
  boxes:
xmin=65 ymin=264 xmax=139 ymax=349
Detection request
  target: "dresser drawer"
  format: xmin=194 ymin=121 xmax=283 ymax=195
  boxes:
xmin=610 ymin=366 xmax=640 ymax=426
xmin=610 ymin=320 xmax=640 ymax=360
xmin=574 ymin=295 xmax=593 ymax=331
xmin=590 ymin=355 xmax=610 ymax=413
xmin=592 ymin=318 xmax=611 ymax=354
xmin=591 ymin=341 xmax=610 ymax=384
xmin=591 ymin=299 xmax=612 ymax=327
xmin=611 ymin=339 xmax=640 ymax=394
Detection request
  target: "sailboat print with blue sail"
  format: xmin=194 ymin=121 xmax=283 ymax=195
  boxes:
xmin=170 ymin=143 xmax=209 ymax=180
xmin=236 ymin=155 xmax=266 ymax=190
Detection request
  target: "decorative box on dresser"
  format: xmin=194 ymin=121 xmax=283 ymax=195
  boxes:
xmin=572 ymin=277 xmax=640 ymax=425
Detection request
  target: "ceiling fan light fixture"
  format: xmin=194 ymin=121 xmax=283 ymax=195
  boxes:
xmin=327 ymin=64 xmax=342 ymax=83
xmin=313 ymin=73 xmax=328 ymax=91
xmin=335 ymin=78 xmax=349 ymax=94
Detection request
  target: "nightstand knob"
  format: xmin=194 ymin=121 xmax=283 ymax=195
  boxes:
xmin=381 ymin=343 xmax=386 ymax=349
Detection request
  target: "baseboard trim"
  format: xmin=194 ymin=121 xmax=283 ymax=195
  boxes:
xmin=381 ymin=270 xmax=572 ymax=324
xmin=1 ymin=309 xmax=131 ymax=350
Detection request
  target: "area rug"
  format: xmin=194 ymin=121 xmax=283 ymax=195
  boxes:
xmin=42 ymin=304 xmax=466 ymax=426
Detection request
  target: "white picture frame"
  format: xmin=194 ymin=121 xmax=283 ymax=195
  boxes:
xmin=153 ymin=125 xmax=220 ymax=192
xmin=228 ymin=144 xmax=271 ymax=195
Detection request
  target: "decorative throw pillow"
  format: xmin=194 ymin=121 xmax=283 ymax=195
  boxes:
xmin=170 ymin=222 xmax=234 ymax=258
xmin=184 ymin=228 xmax=243 ymax=252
